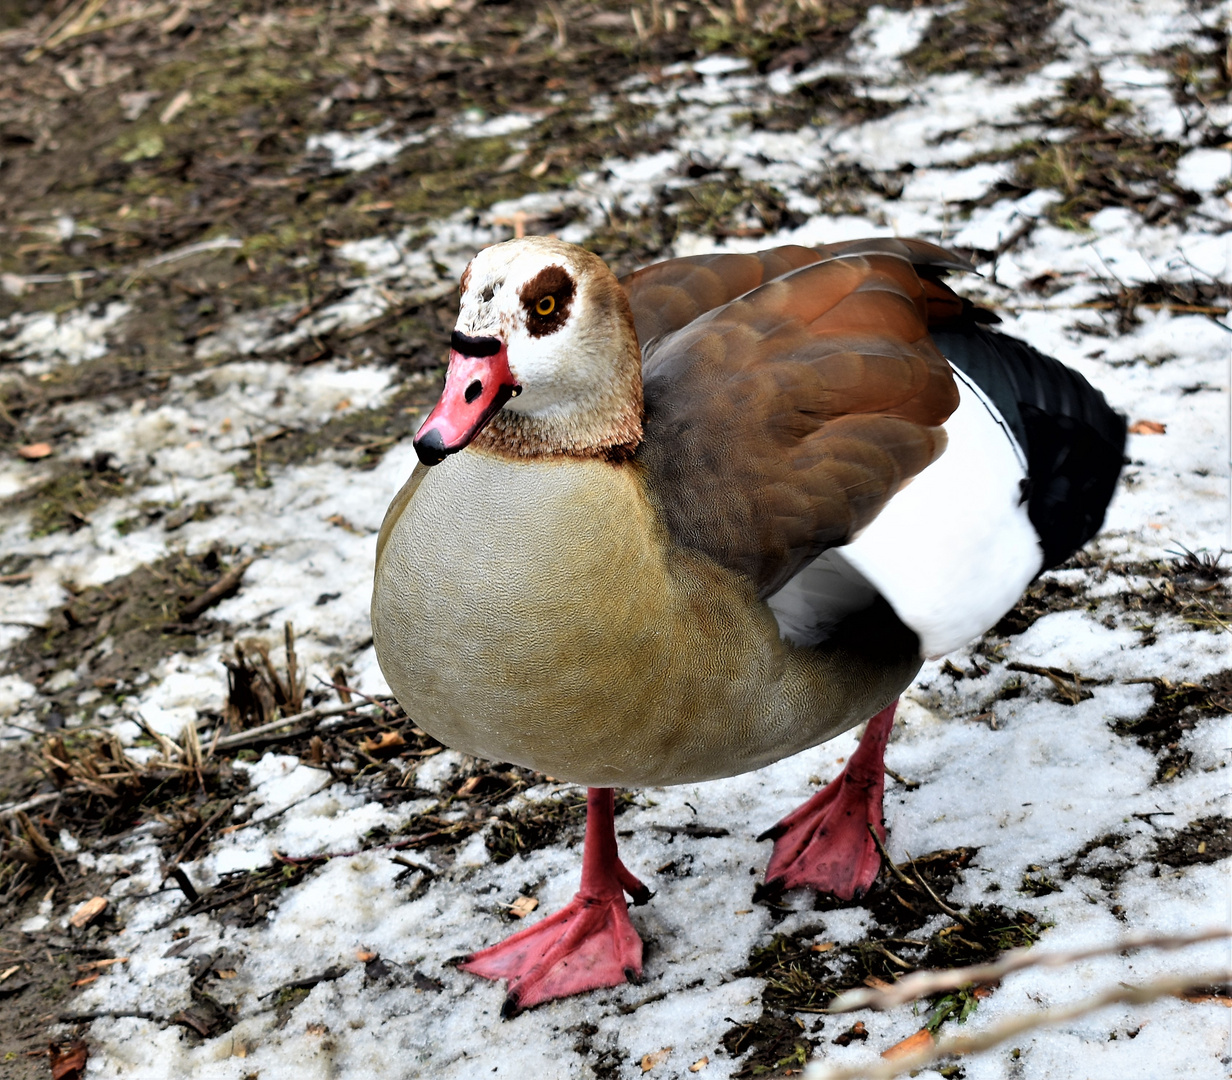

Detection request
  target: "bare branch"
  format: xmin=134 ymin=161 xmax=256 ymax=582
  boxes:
xmin=808 ymin=967 xmax=1231 ymax=1080
xmin=209 ymin=699 xmax=387 ymax=751
xmin=826 ymin=927 xmax=1229 ymax=1013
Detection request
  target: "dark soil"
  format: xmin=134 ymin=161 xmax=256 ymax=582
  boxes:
xmin=728 ymin=847 xmax=1047 ymax=1076
xmin=1113 ymin=669 xmax=1232 ymax=782
xmin=1151 ymin=816 xmax=1232 ymax=869
xmin=903 ymin=0 xmax=1061 ymax=79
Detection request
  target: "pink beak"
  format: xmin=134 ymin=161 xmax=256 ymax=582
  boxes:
xmin=413 ymin=333 xmax=520 ymax=466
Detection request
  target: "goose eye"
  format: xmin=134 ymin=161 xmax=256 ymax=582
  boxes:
xmin=535 ymin=295 xmax=555 ymax=316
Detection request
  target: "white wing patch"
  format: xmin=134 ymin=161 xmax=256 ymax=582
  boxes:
xmin=769 ymin=365 xmax=1044 ymax=658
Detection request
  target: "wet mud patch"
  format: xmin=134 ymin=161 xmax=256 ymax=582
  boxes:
xmin=2 ymin=451 xmax=128 ymax=539
xmin=4 ymin=546 xmax=251 ymax=726
xmin=732 ymin=848 xmax=1046 ymax=1075
xmin=229 ymin=376 xmax=443 ymax=486
xmin=1112 ymin=669 xmax=1232 ymax=782
xmin=489 ymin=790 xmax=638 ymax=864
xmin=0 ymin=348 xmax=184 ymax=453
xmin=989 ymin=573 xmax=1086 ymax=636
xmin=903 ymin=0 xmax=1061 ymax=79
xmin=1151 ymin=815 xmax=1232 ymax=869
xmin=0 ymin=873 xmax=136 ymax=1078
xmin=1000 ymin=70 xmax=1195 ymax=229
xmin=1059 ymin=832 xmax=1135 ymax=897
xmin=744 ymin=78 xmax=902 ymax=133
xmin=1113 ymin=550 xmax=1230 ymax=638
xmin=721 ymin=1012 xmax=816 ymax=1079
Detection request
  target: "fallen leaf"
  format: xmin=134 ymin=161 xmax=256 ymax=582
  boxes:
xmin=76 ymin=957 xmax=128 ymax=973
xmin=69 ymin=896 xmax=107 ymax=928
xmin=688 ymin=1057 xmax=709 ymax=1072
xmin=1129 ymin=419 xmax=1167 ymax=435
xmin=49 ymin=1040 xmax=88 ymax=1080
xmin=810 ymin=941 xmax=836 ymax=953
xmin=881 ymin=1028 xmax=934 ymax=1060
xmin=832 ymin=1021 xmax=868 ymax=1046
xmin=456 ymin=775 xmax=482 ymax=796
xmin=734 ymin=909 xmax=752 ymax=915
xmin=215 ymin=969 xmax=238 ymax=979
xmin=356 ymin=950 xmax=377 ymax=962
xmin=159 ymin=88 xmax=193 ymax=124
xmin=358 ymin=731 xmax=405 ymax=753
xmin=326 ymin=513 xmax=363 ymax=534
xmin=640 ymin=1047 xmax=672 ymax=1072
xmin=508 ymin=895 xmax=539 ymax=919
xmin=70 ymin=974 xmax=98 ymax=987
xmin=18 ymin=442 xmax=52 ymax=460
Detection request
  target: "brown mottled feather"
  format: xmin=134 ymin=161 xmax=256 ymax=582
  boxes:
xmin=631 ymin=249 xmax=963 ymax=597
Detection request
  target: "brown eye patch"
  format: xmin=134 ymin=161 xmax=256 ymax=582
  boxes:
xmin=519 ymin=264 xmax=575 ymax=338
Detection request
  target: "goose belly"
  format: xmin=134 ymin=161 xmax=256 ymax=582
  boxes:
xmin=371 ymin=451 xmax=813 ymax=786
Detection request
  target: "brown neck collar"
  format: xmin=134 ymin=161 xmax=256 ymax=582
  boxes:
xmin=471 ymin=397 xmax=643 ymax=464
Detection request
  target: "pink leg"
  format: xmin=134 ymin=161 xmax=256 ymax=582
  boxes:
xmin=460 ymin=787 xmax=650 ymax=1016
xmin=761 ymin=701 xmax=896 ymax=900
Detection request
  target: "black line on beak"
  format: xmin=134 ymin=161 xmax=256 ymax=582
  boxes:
xmin=451 ymin=331 xmax=502 ymax=358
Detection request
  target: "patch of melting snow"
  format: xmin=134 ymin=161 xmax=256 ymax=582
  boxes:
xmin=305 ymin=124 xmax=425 ymax=173
xmin=1175 ymin=148 xmax=1232 ymax=195
xmin=0 ymin=301 xmax=130 ymax=371
xmin=452 ymin=109 xmax=543 ymax=139
xmin=849 ymin=3 xmax=938 ymax=66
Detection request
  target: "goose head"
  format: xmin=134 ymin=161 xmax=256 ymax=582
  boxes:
xmin=413 ymin=237 xmax=644 ymax=466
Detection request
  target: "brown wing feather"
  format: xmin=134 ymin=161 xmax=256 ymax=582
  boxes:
xmin=620 ymin=238 xmax=973 ymax=350
xmin=635 ymin=249 xmax=962 ymax=597
xmin=619 ymin=245 xmax=823 ymax=348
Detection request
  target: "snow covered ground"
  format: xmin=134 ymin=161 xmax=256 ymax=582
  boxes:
xmin=1 ymin=1 xmax=1229 ymax=1078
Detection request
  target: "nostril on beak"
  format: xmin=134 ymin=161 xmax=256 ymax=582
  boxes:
xmin=464 ymin=380 xmax=483 ymax=404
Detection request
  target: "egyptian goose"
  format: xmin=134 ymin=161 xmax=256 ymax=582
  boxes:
xmin=371 ymin=236 xmax=1125 ymax=1015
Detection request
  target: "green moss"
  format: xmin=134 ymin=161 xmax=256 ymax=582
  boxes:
xmin=903 ymin=0 xmax=1060 ymax=78
xmin=14 ymin=458 xmax=127 ymax=539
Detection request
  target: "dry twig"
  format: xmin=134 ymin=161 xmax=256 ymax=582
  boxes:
xmin=827 ymin=926 xmax=1228 ymax=1013
xmin=810 ymin=967 xmax=1230 ymax=1080
xmin=209 ymin=699 xmax=389 ymax=751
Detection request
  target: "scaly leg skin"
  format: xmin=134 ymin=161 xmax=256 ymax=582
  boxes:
xmin=761 ymin=701 xmax=897 ymax=901
xmin=460 ymin=787 xmax=650 ymax=1017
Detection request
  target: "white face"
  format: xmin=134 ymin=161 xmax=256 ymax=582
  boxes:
xmin=455 ymin=238 xmax=630 ymax=421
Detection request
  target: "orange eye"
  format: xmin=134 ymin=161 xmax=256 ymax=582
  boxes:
xmin=535 ymin=295 xmax=555 ymax=316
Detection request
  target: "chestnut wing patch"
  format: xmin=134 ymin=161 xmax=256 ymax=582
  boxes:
xmin=635 ymin=251 xmax=961 ymax=598
xmin=619 ymin=238 xmax=973 ymax=352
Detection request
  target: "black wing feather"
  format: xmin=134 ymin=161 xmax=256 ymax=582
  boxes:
xmin=930 ymin=321 xmax=1127 ymax=570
